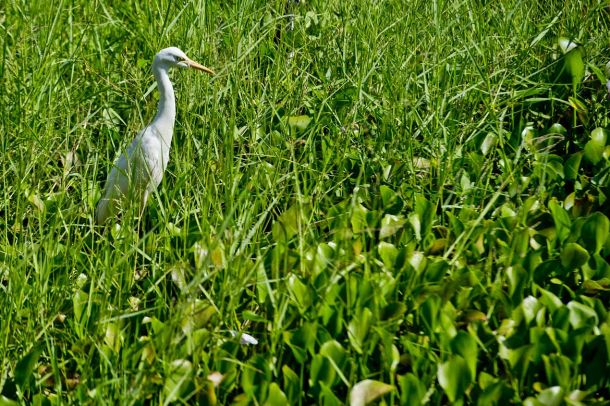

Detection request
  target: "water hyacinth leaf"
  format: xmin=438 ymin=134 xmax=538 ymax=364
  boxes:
xmin=450 ymin=332 xmax=478 ymax=379
xmin=379 ymin=214 xmax=405 ymax=239
xmin=438 ymin=356 xmax=471 ymax=403
xmin=311 ymin=354 xmax=336 ymax=389
xmin=287 ymin=115 xmax=312 ymax=132
xmin=536 ymin=386 xmax=564 ymax=406
xmin=420 ymin=294 xmax=441 ymax=333
xmin=351 ymin=203 xmax=369 ymax=234
xmin=273 ymin=204 xmax=307 ymax=242
xmin=378 ymin=241 xmax=398 ymax=269
xmin=480 ymin=132 xmax=497 ymax=156
xmin=548 ymin=199 xmax=571 ymax=243
xmin=543 ymin=354 xmax=573 ymax=388
xmin=320 ymin=382 xmax=343 ymax=406
xmin=164 ymin=359 xmax=194 ymax=404
xmin=14 ymin=347 xmax=43 ymax=390
xmin=398 ymin=373 xmax=426 ymax=405
xmin=282 ymin=365 xmax=301 ymax=403
xmin=581 ymin=212 xmax=609 ymax=254
xmin=567 ymin=301 xmax=598 ymax=330
xmin=414 ymin=196 xmax=434 ymax=241
xmin=584 ymin=140 xmax=605 ymax=164
xmin=590 ymin=127 xmax=608 ymax=146
xmin=348 ymin=307 xmax=373 ymax=354
xmin=548 ymin=123 xmax=567 ymax=136
xmin=558 ymin=37 xmax=584 ymax=89
xmin=564 ymin=152 xmax=582 ymax=180
xmin=264 ymin=382 xmax=288 ymax=406
xmin=288 ymin=274 xmax=312 ymax=310
xmin=379 ymin=185 xmax=403 ymax=213
xmin=320 ymin=340 xmax=347 ymax=370
xmin=560 ymin=243 xmax=589 ymax=270
xmin=349 ymin=379 xmax=394 ymax=406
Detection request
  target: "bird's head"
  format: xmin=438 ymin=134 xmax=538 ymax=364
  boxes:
xmin=154 ymin=47 xmax=215 ymax=75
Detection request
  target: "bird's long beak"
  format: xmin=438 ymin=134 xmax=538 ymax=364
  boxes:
xmin=186 ymin=59 xmax=215 ymax=75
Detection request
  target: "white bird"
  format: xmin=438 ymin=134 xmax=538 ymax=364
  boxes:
xmin=95 ymin=47 xmax=214 ymax=225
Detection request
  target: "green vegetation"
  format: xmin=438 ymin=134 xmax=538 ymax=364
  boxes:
xmin=2 ymin=0 xmax=610 ymax=404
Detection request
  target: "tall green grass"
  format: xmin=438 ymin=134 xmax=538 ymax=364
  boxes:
xmin=2 ymin=0 xmax=610 ymax=404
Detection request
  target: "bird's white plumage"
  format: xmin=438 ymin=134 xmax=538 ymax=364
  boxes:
xmin=95 ymin=47 xmax=213 ymax=225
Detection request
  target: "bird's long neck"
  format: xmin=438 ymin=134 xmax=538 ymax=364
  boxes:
xmin=151 ymin=63 xmax=175 ymax=146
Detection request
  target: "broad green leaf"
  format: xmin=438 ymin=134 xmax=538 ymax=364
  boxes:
xmin=282 ymin=365 xmax=300 ymax=404
xmin=14 ymin=347 xmax=43 ymax=389
xmin=288 ymin=275 xmax=312 ymax=310
xmin=398 ymin=374 xmax=425 ymax=405
xmin=548 ymin=123 xmax=567 ymax=136
xmin=560 ymin=243 xmax=589 ymax=270
xmin=273 ymin=204 xmax=307 ymax=242
xmin=451 ymin=332 xmax=478 ymax=379
xmin=543 ymin=354 xmax=572 ymax=388
xmin=264 ymin=383 xmax=288 ymax=406
xmin=310 ymin=354 xmax=335 ymax=388
xmin=584 ymin=140 xmax=604 ymax=164
xmin=537 ymin=386 xmax=564 ymax=406
xmin=591 ymin=127 xmax=608 ymax=146
xmin=320 ymin=340 xmax=347 ymax=370
xmin=0 ymin=395 xmax=20 ymax=406
xmin=567 ymin=301 xmax=598 ymax=330
xmin=351 ymin=203 xmax=369 ymax=234
xmin=349 ymin=379 xmax=394 ymax=406
xmin=481 ymin=132 xmax=497 ymax=155
xmin=378 ymin=241 xmax=398 ymax=269
xmin=163 ymin=359 xmax=193 ymax=404
xmin=438 ymin=356 xmax=471 ymax=403
xmin=348 ymin=308 xmax=373 ymax=354
xmin=379 ymin=214 xmax=405 ymax=239
xmin=564 ymin=152 xmax=582 ymax=180
xmin=287 ymin=115 xmax=312 ymax=131
xmin=548 ymin=199 xmax=571 ymax=243
xmin=581 ymin=212 xmax=609 ymax=254
xmin=420 ymin=294 xmax=441 ymax=333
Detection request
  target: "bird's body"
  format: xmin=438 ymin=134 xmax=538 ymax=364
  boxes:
xmin=95 ymin=47 xmax=213 ymax=225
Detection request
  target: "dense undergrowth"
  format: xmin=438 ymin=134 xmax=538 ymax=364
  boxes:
xmin=1 ymin=0 xmax=610 ymax=404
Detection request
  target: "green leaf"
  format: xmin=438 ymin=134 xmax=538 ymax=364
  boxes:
xmin=581 ymin=212 xmax=609 ymax=254
xmin=438 ymin=356 xmax=471 ymax=403
xmin=584 ymin=140 xmax=605 ymax=164
xmin=163 ymin=359 xmax=194 ymax=404
xmin=264 ymin=382 xmax=288 ymax=406
xmin=282 ymin=365 xmax=301 ymax=404
xmin=564 ymin=152 xmax=582 ymax=180
xmin=536 ymin=386 xmax=564 ymax=406
xmin=348 ymin=307 xmax=373 ymax=354
xmin=320 ymin=340 xmax=347 ymax=370
xmin=567 ymin=300 xmax=598 ymax=330
xmin=379 ymin=214 xmax=405 ymax=239
xmin=14 ymin=347 xmax=43 ymax=390
xmin=273 ymin=204 xmax=308 ymax=242
xmin=378 ymin=241 xmax=398 ymax=269
xmin=288 ymin=275 xmax=312 ymax=311
xmin=311 ymin=354 xmax=335 ymax=388
xmin=398 ymin=374 xmax=425 ymax=405
xmin=548 ymin=199 xmax=571 ymax=243
xmin=450 ymin=332 xmax=478 ymax=379
xmin=480 ymin=132 xmax=497 ymax=156
xmin=591 ymin=127 xmax=608 ymax=146
xmin=287 ymin=115 xmax=312 ymax=131
xmin=560 ymin=242 xmax=589 ymax=270
xmin=351 ymin=203 xmax=369 ymax=234
xmin=349 ymin=379 xmax=394 ymax=406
